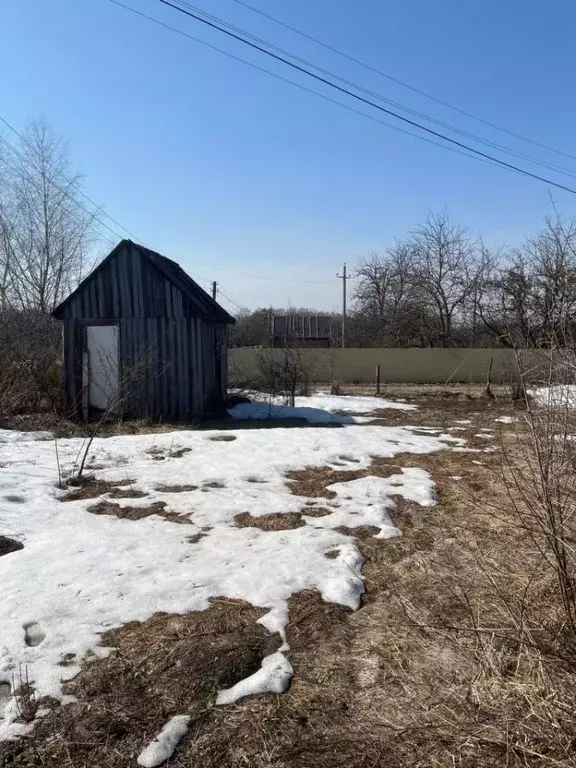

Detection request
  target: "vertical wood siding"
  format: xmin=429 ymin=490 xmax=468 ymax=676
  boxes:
xmin=59 ymin=241 xmax=230 ymax=420
xmin=113 ymin=317 xmax=222 ymax=419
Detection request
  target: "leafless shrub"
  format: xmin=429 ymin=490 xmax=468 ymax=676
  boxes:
xmin=0 ymin=310 xmax=62 ymax=417
xmin=68 ymin=346 xmax=157 ymax=481
xmin=13 ymin=667 xmax=37 ymax=724
xmin=500 ymin=354 xmax=576 ymax=644
xmin=256 ymin=344 xmax=315 ymax=406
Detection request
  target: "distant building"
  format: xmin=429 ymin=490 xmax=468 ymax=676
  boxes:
xmin=272 ymin=313 xmax=332 ymax=348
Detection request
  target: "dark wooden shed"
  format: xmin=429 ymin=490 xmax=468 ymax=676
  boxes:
xmin=52 ymin=239 xmax=235 ymax=421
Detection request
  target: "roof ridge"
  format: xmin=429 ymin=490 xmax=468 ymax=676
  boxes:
xmin=52 ymin=239 xmax=235 ymax=324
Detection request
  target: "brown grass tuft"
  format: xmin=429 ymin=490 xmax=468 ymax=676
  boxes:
xmin=286 ymin=460 xmax=406 ymax=500
xmin=155 ymin=484 xmax=198 ymax=493
xmin=0 ymin=535 xmax=23 ymax=557
xmin=87 ymin=500 xmax=191 ymax=525
xmin=234 ymin=511 xmax=305 ymax=531
xmin=61 ymin=476 xmax=138 ymax=501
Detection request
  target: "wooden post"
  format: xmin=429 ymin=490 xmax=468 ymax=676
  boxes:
xmin=376 ymin=364 xmax=381 ymax=395
xmin=485 ymin=356 xmax=495 ymax=399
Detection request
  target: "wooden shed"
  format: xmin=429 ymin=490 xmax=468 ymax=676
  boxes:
xmin=52 ymin=239 xmax=235 ymax=421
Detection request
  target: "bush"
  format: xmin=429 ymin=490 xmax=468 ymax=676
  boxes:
xmin=0 ymin=310 xmax=62 ymax=416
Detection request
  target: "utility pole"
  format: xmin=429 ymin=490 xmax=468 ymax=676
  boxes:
xmin=211 ymin=281 xmax=218 ymax=301
xmin=336 ymin=263 xmax=348 ymax=348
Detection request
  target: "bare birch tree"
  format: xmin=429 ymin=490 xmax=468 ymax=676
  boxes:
xmin=0 ymin=118 xmax=99 ymax=312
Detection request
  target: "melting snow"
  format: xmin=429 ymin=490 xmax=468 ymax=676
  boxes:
xmin=528 ymin=386 xmax=576 ymax=408
xmin=216 ymin=652 xmax=293 ymax=705
xmin=0 ymin=406 xmax=463 ymax=741
xmin=494 ymin=416 xmax=516 ymax=424
xmin=303 ymin=470 xmax=436 ymax=539
xmin=137 ymin=714 xmax=190 ymax=767
xmin=229 ymin=393 xmax=416 ymax=423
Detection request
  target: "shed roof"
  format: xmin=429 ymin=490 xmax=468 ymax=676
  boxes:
xmin=52 ymin=240 xmax=235 ymax=324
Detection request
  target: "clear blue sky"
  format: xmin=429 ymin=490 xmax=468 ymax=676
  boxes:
xmin=2 ymin=0 xmax=576 ymax=312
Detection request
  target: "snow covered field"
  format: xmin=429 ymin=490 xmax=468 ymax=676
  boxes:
xmin=0 ymin=395 xmax=464 ymax=745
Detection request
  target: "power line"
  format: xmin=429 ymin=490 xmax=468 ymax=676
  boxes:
xmin=0 ymin=115 xmax=232 ymax=292
xmin=154 ymin=0 xmax=576 ymax=196
xmin=111 ymin=0 xmax=508 ymax=173
xmin=221 ymin=270 xmax=333 ymax=284
xmin=173 ymin=0 xmax=576 ymax=180
xmin=228 ymin=0 xmax=576 ymax=166
xmin=217 ymin=286 xmax=248 ymax=310
xmin=0 ymin=134 xmax=124 ymax=243
xmin=0 ymin=114 xmax=142 ymax=242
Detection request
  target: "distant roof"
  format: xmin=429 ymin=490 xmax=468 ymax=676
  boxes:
xmin=52 ymin=239 xmax=235 ymax=324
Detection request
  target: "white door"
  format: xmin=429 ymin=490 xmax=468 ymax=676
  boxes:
xmin=87 ymin=325 xmax=119 ymax=411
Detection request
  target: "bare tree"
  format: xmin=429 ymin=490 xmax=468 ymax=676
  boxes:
xmin=256 ymin=343 xmax=314 ymax=407
xmin=353 ymin=244 xmax=423 ymax=346
xmin=352 ymin=213 xmax=486 ymax=348
xmin=475 ymin=214 xmax=576 ymax=349
xmin=0 ymin=118 xmax=100 ymax=313
xmin=408 ymin=211 xmax=479 ymax=347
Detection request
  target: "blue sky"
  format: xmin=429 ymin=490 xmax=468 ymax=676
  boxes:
xmin=2 ymin=0 xmax=576 ymax=311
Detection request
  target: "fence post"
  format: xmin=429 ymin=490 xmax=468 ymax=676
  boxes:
xmin=376 ymin=364 xmax=381 ymax=395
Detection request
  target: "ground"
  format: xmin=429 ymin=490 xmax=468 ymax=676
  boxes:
xmin=1 ymin=388 xmax=575 ymax=767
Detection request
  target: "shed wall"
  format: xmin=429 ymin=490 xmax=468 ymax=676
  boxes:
xmin=63 ymin=243 xmax=199 ymax=320
xmin=59 ymin=242 xmax=229 ymax=420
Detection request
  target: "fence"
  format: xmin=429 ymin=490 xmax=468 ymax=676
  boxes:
xmin=229 ymin=348 xmax=553 ymax=386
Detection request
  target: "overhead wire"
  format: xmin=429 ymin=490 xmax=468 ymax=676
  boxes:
xmin=0 ymin=134 xmax=125 ymax=243
xmin=228 ymin=0 xmax=576 ymax=166
xmin=110 ymin=1 xmax=535 ymax=178
xmin=0 ymin=114 xmax=142 ymax=242
xmin=151 ymin=0 xmax=576 ymax=195
xmin=173 ymin=0 xmax=576 ymax=180
xmin=217 ymin=286 xmax=249 ymax=310
xmin=0 ymin=132 xmax=324 ymax=290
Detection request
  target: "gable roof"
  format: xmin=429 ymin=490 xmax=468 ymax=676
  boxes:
xmin=52 ymin=239 xmax=235 ymax=324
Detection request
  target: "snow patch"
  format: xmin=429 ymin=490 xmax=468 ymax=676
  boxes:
xmin=304 ymin=469 xmax=435 ymax=538
xmin=528 ymin=386 xmax=576 ymax=408
xmin=229 ymin=393 xmax=416 ymax=423
xmin=216 ymin=652 xmax=293 ymax=705
xmin=137 ymin=714 xmax=190 ymax=767
xmin=0 ymin=404 xmax=463 ymax=740
xmin=494 ymin=416 xmax=516 ymax=424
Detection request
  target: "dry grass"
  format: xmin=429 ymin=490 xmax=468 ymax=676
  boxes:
xmin=0 ymin=535 xmax=23 ymax=557
xmin=234 ymin=511 xmax=306 ymax=531
xmin=155 ymin=483 xmax=198 ymax=493
xmin=0 ymin=600 xmax=280 ymax=767
xmin=61 ymin=476 xmax=138 ymax=502
xmin=87 ymin=500 xmax=191 ymax=525
xmin=61 ymin=476 xmax=194 ymax=524
xmin=5 ymin=394 xmax=576 ymax=767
